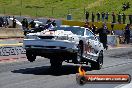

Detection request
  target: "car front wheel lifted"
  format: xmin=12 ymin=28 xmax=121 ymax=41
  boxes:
xmin=91 ymin=51 xmax=103 ymax=70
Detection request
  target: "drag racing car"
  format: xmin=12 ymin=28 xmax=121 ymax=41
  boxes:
xmin=23 ymin=25 xmax=104 ymax=70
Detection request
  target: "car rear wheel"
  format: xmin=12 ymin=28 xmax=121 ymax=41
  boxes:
xmin=91 ymin=51 xmax=103 ymax=70
xmin=26 ymin=51 xmax=36 ymax=62
xmin=50 ymin=59 xmax=62 ymax=68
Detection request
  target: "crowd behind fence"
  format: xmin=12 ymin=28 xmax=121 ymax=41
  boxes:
xmin=84 ymin=11 xmax=132 ymax=24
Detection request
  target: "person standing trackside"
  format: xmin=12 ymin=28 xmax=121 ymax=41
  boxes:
xmin=112 ymin=12 xmax=116 ymax=23
xmin=91 ymin=24 xmax=96 ymax=34
xmin=29 ymin=19 xmax=36 ymax=28
xmin=12 ymin=17 xmax=16 ymax=28
xmin=52 ymin=20 xmax=56 ymax=26
xmin=92 ymin=12 xmax=95 ymax=22
xmin=25 ymin=18 xmax=28 ymax=29
xmin=117 ymin=12 xmax=122 ymax=24
xmin=46 ymin=19 xmax=52 ymax=24
xmin=83 ymin=22 xmax=91 ymax=29
xmin=101 ymin=12 xmax=105 ymax=22
xmin=21 ymin=18 xmax=29 ymax=36
xmin=124 ymin=24 xmax=130 ymax=44
xmin=111 ymin=23 xmax=115 ymax=35
xmin=96 ymin=24 xmax=110 ymax=50
xmin=96 ymin=12 xmax=100 ymax=22
xmin=85 ymin=11 xmax=89 ymax=22
xmin=21 ymin=18 xmax=28 ymax=30
xmin=105 ymin=12 xmax=109 ymax=21
xmin=122 ymin=13 xmax=126 ymax=24
xmin=129 ymin=15 xmax=132 ymax=24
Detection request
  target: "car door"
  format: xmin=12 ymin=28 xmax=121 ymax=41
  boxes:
xmin=84 ymin=29 xmax=99 ymax=60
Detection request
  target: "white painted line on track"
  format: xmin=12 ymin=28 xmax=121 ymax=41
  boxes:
xmin=115 ymin=82 xmax=132 ymax=88
xmin=0 ymin=43 xmax=23 ymax=46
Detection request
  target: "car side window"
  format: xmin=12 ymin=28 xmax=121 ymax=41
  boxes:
xmin=86 ymin=30 xmax=95 ymax=40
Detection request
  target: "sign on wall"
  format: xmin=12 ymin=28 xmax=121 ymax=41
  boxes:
xmin=0 ymin=46 xmax=26 ymax=56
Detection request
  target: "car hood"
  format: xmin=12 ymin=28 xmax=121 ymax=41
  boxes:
xmin=27 ymin=30 xmax=80 ymax=37
xmin=26 ymin=30 xmax=80 ymax=42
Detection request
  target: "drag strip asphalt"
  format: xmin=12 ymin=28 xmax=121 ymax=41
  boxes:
xmin=0 ymin=46 xmax=132 ymax=88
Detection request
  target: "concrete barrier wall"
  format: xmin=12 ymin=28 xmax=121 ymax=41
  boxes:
xmin=96 ymin=35 xmax=119 ymax=46
xmin=0 ymin=28 xmax=24 ymax=38
xmin=114 ymin=30 xmax=132 ymax=36
xmin=0 ymin=46 xmax=26 ymax=61
xmin=62 ymin=20 xmax=127 ymax=30
xmin=0 ymin=46 xmax=25 ymax=56
xmin=107 ymin=35 xmax=119 ymax=46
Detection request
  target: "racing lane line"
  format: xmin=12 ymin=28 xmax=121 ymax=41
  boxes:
xmin=0 ymin=58 xmax=18 ymax=63
xmin=0 ymin=56 xmax=27 ymax=63
xmin=115 ymin=82 xmax=132 ymax=88
xmin=0 ymin=43 xmax=23 ymax=46
xmin=102 ymin=61 xmax=132 ymax=70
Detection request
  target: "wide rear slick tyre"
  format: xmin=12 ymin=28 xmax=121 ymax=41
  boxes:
xmin=91 ymin=51 xmax=103 ymax=70
xmin=26 ymin=51 xmax=36 ymax=62
xmin=50 ymin=59 xmax=62 ymax=69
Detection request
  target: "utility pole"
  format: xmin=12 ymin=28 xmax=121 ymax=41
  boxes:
xmin=20 ymin=0 xmax=22 ymax=17
xmin=82 ymin=0 xmax=85 ymax=21
xmin=52 ymin=7 xmax=54 ymax=15
xmin=3 ymin=7 xmax=5 ymax=15
xmin=3 ymin=1 xmax=6 ymax=16
xmin=35 ymin=7 xmax=38 ymax=18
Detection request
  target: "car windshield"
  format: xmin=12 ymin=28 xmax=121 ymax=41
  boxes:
xmin=54 ymin=26 xmax=85 ymax=36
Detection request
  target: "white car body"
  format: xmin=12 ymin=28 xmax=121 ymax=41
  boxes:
xmin=23 ymin=25 xmax=104 ymax=69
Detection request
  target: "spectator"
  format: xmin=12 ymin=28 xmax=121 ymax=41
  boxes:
xmin=96 ymin=23 xmax=110 ymax=50
xmin=91 ymin=24 xmax=96 ymax=34
xmin=117 ymin=12 xmax=122 ymax=24
xmin=129 ymin=15 xmax=132 ymax=24
xmin=29 ymin=19 xmax=36 ymax=28
xmin=0 ymin=17 xmax=4 ymax=27
xmin=96 ymin=12 xmax=100 ymax=22
xmin=92 ymin=12 xmax=95 ymax=22
xmin=52 ymin=20 xmax=56 ymax=26
xmin=45 ymin=22 xmax=54 ymax=30
xmin=85 ymin=11 xmax=89 ymax=22
xmin=21 ymin=18 xmax=28 ymax=30
xmin=25 ymin=19 xmax=28 ymax=28
xmin=105 ymin=12 xmax=109 ymax=21
xmin=3 ymin=17 xmax=9 ymax=28
xmin=101 ymin=12 xmax=105 ymax=22
xmin=21 ymin=18 xmax=25 ymax=29
xmin=112 ymin=12 xmax=116 ymax=23
xmin=124 ymin=24 xmax=130 ymax=44
xmin=111 ymin=23 xmax=115 ymax=35
xmin=12 ymin=17 xmax=16 ymax=28
xmin=83 ymin=22 xmax=91 ymax=29
xmin=122 ymin=13 xmax=126 ymax=24
xmin=46 ymin=19 xmax=52 ymax=24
